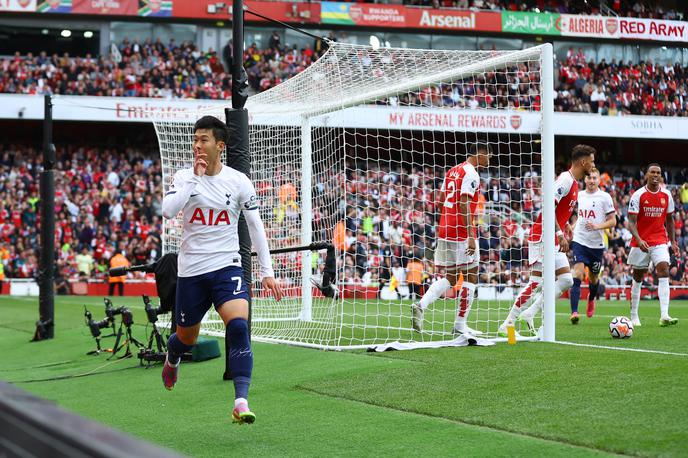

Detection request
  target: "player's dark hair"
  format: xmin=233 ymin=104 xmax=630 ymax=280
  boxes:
xmin=646 ymin=163 xmax=661 ymax=173
xmin=571 ymin=144 xmax=596 ymax=162
xmin=469 ymin=143 xmax=492 ymax=156
xmin=194 ymin=116 xmax=229 ymax=144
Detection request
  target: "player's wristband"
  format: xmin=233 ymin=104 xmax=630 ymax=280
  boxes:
xmin=556 ymin=230 xmax=564 ymax=237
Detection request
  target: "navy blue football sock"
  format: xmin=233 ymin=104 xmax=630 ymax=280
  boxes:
xmin=227 ymin=318 xmax=253 ymax=401
xmin=588 ymin=281 xmax=599 ymax=301
xmin=570 ymin=278 xmax=581 ymax=314
xmin=167 ymin=333 xmax=193 ymax=365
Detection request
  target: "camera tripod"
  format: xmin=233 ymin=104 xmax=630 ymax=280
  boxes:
xmin=87 ymin=336 xmax=106 ymax=356
xmin=138 ymin=321 xmax=168 ymax=367
xmin=109 ymin=320 xmax=143 ymax=360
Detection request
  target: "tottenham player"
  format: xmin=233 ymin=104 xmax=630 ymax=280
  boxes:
xmin=569 ymin=167 xmax=616 ymax=323
xmin=411 ymin=143 xmax=491 ymax=337
xmin=627 ymin=164 xmax=679 ymax=327
xmin=499 ymin=145 xmax=595 ymax=336
xmin=161 ymin=116 xmax=283 ymax=424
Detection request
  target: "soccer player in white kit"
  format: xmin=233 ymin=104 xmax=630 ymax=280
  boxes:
xmin=627 ymin=163 xmax=679 ymax=327
xmin=569 ymin=167 xmax=616 ymax=323
xmin=498 ymin=145 xmax=595 ymax=336
xmin=161 ymin=116 xmax=283 ymax=424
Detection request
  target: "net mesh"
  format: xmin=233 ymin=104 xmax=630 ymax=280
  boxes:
xmin=153 ymin=42 xmax=547 ymax=349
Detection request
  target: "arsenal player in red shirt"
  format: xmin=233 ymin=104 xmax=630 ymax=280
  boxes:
xmin=412 ymin=144 xmax=491 ymax=337
xmin=627 ymin=164 xmax=679 ymax=327
xmin=499 ymin=144 xmax=596 ymax=336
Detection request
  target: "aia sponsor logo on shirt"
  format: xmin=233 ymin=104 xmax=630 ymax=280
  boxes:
xmin=579 ymin=209 xmax=597 ymax=219
xmin=188 ymin=208 xmax=231 ymax=225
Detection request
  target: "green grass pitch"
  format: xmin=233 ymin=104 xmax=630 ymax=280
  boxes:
xmin=1 ymin=296 xmax=686 ymax=457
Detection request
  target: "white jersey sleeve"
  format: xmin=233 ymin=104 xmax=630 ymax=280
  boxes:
xmin=239 ymin=174 xmax=259 ymax=211
xmin=628 ymin=189 xmax=642 ymax=215
xmin=554 ymin=172 xmax=574 ymax=205
xmin=603 ymin=191 xmax=616 ymax=215
xmin=460 ymin=165 xmax=480 ymax=198
xmin=665 ymin=189 xmax=675 ymax=214
xmin=239 ymin=174 xmax=274 ymax=279
xmin=162 ymin=169 xmax=200 ymax=219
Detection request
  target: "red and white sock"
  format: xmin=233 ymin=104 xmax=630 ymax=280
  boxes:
xmin=454 ymin=281 xmax=476 ymax=330
xmin=505 ymin=276 xmax=541 ymax=323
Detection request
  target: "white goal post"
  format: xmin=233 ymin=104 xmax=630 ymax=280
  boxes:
xmin=153 ymin=42 xmax=555 ymax=350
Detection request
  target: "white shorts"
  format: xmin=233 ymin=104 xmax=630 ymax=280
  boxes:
xmin=528 ymin=241 xmax=569 ymax=271
xmin=434 ymin=239 xmax=479 ymax=269
xmin=627 ymin=244 xmax=671 ymax=269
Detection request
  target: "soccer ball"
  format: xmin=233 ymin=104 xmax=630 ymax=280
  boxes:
xmin=609 ymin=316 xmax=634 ymax=339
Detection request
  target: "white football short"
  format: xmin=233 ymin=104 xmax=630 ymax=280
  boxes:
xmin=627 ymin=244 xmax=671 ymax=269
xmin=528 ymin=241 xmax=570 ymax=271
xmin=434 ymin=238 xmax=479 ymax=269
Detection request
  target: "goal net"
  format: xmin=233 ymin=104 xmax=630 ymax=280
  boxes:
xmin=153 ymin=42 xmax=555 ymax=350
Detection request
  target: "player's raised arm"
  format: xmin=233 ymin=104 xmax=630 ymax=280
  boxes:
xmin=161 ymin=170 xmax=201 ymax=219
xmin=240 ymin=176 xmax=283 ymax=301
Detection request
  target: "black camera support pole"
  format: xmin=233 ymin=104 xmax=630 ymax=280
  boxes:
xmin=34 ymin=94 xmax=56 ymax=341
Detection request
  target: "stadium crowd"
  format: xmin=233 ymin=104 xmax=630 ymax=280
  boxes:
xmin=0 ymin=144 xmax=164 ymax=290
xmin=0 ymin=37 xmax=318 ymax=99
xmin=4 ymin=36 xmax=688 ymax=117
xmin=1 ymin=142 xmax=687 ymax=292
xmin=556 ymin=50 xmax=688 ymax=116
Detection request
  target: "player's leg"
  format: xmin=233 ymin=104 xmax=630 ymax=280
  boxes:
xmin=499 ymin=241 xmax=543 ymax=334
xmin=217 ymin=298 xmax=255 ymax=424
xmin=163 ymin=273 xmax=211 ymax=390
xmin=212 ymin=266 xmax=255 ymax=424
xmin=569 ymin=242 xmax=586 ymax=321
xmin=653 ymin=245 xmax=677 ymax=326
xmin=453 ymin=265 xmax=482 ymax=336
xmin=520 ymin=254 xmax=573 ymax=331
xmin=586 ymin=253 xmax=603 ymax=318
xmin=412 ymin=239 xmax=453 ymax=332
xmin=499 ymin=269 xmax=541 ymax=337
xmin=570 ymin=262 xmax=586 ymax=323
xmin=628 ymin=247 xmax=650 ymax=326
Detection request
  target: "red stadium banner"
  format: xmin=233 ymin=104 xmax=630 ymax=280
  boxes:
xmin=72 ymin=0 xmax=137 ymax=15
xmin=406 ymin=9 xmax=501 ymax=32
xmin=173 ymin=0 xmax=320 ymax=23
xmin=558 ymin=14 xmax=688 ymax=42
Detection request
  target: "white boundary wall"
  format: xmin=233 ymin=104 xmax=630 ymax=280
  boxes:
xmin=1 ymin=94 xmax=685 ymax=140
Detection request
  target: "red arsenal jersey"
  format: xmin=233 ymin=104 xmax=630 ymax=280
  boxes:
xmin=438 ymin=161 xmax=480 ymax=241
xmin=628 ymin=186 xmax=675 ymax=247
xmin=529 ymin=170 xmax=578 ymax=244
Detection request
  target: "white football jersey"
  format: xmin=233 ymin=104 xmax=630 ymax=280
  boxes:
xmin=573 ymin=189 xmax=615 ymax=249
xmin=169 ymin=166 xmax=259 ymax=277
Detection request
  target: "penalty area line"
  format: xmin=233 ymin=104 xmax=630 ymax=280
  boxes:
xmin=554 ymin=340 xmax=688 ymax=357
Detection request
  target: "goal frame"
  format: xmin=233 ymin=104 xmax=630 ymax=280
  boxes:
xmin=154 ymin=42 xmax=556 ymax=350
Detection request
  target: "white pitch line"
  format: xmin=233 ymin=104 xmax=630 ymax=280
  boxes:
xmin=554 ymin=312 xmax=619 ymax=319
xmin=555 ymin=340 xmax=688 ymax=357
